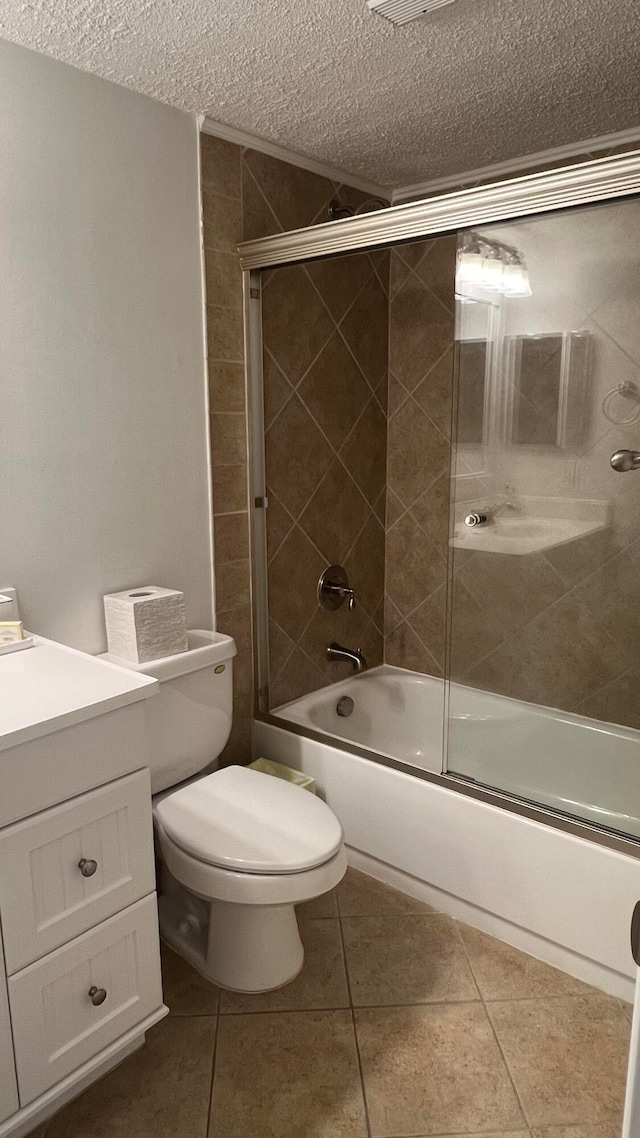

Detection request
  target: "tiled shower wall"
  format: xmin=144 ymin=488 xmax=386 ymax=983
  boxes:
xmin=201 ymin=133 xmax=388 ymax=754
xmin=263 ymin=253 xmax=388 ymax=706
xmin=384 ymin=238 xmax=456 ymax=677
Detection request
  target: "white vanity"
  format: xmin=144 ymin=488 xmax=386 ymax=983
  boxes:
xmin=0 ymin=636 xmax=165 ymax=1137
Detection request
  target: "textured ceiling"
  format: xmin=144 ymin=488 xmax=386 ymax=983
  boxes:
xmin=1 ymin=0 xmax=639 ymax=187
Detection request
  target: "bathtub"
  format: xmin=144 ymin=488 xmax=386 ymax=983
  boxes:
xmin=276 ymin=665 xmax=640 ymax=838
xmin=255 ymin=664 xmax=640 ymax=999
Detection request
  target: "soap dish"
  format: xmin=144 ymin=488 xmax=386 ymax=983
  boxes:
xmin=0 ymin=637 xmax=35 ymax=658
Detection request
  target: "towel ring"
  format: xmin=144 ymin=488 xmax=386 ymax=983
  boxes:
xmin=602 ymin=382 xmax=640 ymax=426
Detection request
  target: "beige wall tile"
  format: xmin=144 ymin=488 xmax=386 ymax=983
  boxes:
xmin=208 ymin=361 xmax=245 ymax=414
xmin=212 ymin=464 xmax=248 ymax=514
xmin=201 ymin=134 xmax=241 ymax=199
xmin=206 ymin=303 xmax=243 ymax=361
xmin=214 ymin=512 xmax=249 ymax=564
xmin=210 ymin=413 xmax=247 ymax=466
xmin=215 ymin=558 xmax=250 ymax=611
xmin=202 ymin=190 xmax=242 ymax=252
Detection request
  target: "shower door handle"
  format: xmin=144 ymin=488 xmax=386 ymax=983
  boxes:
xmin=611 ymin=450 xmax=640 ymax=472
xmin=632 ymin=901 xmax=640 ymax=966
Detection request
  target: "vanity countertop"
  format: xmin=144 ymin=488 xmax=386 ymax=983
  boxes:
xmin=0 ymin=636 xmax=157 ymax=753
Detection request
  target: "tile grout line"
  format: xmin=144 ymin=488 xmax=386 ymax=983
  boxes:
xmin=204 ymin=998 xmax=222 ymax=1138
xmin=336 ymin=897 xmax=374 ymax=1138
xmin=456 ymin=932 xmax=533 ymax=1131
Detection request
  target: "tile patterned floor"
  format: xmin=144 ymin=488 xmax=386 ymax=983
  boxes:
xmin=31 ymin=868 xmax=631 ymax=1138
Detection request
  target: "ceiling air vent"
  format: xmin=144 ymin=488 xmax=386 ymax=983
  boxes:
xmin=367 ymin=0 xmax=456 ymax=25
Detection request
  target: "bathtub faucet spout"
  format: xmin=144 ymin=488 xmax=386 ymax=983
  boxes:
xmin=327 ymin=642 xmax=368 ymax=673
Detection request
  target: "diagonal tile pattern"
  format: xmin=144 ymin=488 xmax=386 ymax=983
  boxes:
xmin=34 ymin=867 xmax=631 ymax=1138
xmin=384 ymin=238 xmax=456 ymax=677
xmin=263 ymin=248 xmax=389 ymax=707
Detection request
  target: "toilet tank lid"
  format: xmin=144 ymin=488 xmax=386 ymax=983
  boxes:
xmin=100 ymin=629 xmax=236 ymax=681
xmin=154 ymin=765 xmax=344 ymax=874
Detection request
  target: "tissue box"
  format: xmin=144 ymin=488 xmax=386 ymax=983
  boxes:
xmin=103 ymin=586 xmax=188 ymax=664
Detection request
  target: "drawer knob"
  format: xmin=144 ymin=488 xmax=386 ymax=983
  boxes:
xmin=78 ymin=858 xmax=98 ymax=878
xmin=88 ymin=986 xmax=107 ymax=1006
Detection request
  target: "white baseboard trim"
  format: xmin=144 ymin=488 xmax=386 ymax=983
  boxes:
xmin=200 ymin=115 xmax=389 ymax=199
xmin=347 ymin=846 xmax=635 ymax=1003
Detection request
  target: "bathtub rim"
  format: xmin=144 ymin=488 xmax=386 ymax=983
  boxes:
xmin=255 ymin=691 xmax=640 ymax=861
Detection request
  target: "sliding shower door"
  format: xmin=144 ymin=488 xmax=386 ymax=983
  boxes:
xmin=445 ymin=194 xmax=640 ymax=841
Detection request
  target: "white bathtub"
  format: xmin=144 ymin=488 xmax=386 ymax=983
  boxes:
xmin=276 ymin=665 xmax=640 ymax=838
xmin=256 ymin=665 xmax=640 ymax=998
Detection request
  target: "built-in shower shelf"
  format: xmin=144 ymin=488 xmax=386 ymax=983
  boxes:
xmin=451 ymin=497 xmax=610 ymax=556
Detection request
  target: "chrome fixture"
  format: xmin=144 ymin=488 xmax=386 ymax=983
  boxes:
xmin=457 ymin=231 xmax=532 ymax=298
xmin=318 ymin=565 xmax=356 ymax=612
xmin=611 ymin=449 xmax=640 ymax=472
xmin=327 ymin=643 xmax=368 ymax=673
xmin=464 ymin=512 xmax=488 ymax=527
xmin=328 ymin=197 xmax=388 ymax=221
xmin=337 ymin=695 xmax=355 ymax=717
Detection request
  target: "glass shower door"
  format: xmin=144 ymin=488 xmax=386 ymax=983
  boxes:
xmin=445 ymin=194 xmax=640 ymax=842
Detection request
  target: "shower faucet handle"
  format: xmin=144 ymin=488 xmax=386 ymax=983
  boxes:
xmin=611 ymin=449 xmax=640 ymax=472
xmin=318 ymin=565 xmax=356 ymax=612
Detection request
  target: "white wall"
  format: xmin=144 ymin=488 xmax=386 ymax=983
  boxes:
xmin=0 ymin=39 xmax=213 ymax=653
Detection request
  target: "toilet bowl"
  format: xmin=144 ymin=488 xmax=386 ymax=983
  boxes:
xmin=102 ymin=631 xmax=346 ymax=993
xmin=154 ymin=765 xmax=346 ymax=991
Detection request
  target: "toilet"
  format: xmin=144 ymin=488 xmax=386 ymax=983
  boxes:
xmin=103 ymin=630 xmax=346 ymax=992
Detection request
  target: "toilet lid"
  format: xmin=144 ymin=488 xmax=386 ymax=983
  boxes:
xmin=154 ymin=766 xmax=344 ymax=874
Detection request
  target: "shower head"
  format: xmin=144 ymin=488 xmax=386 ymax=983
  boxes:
xmin=328 ymin=197 xmax=388 ymax=221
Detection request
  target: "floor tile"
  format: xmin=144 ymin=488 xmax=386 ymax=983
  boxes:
xmin=459 ymin=924 xmax=597 ymax=1001
xmin=619 ymin=998 xmax=634 ymax=1023
xmin=343 ymin=913 xmax=478 ymax=1006
xmin=219 ymin=918 xmax=349 ymax=1013
xmin=424 ymin=1133 xmax=529 ymax=1138
xmin=489 ymin=994 xmax=630 ymax=1127
xmin=531 ymin=1127 xmax=621 ymax=1138
xmin=356 ymin=1002 xmax=525 ymax=1136
xmin=337 ymin=867 xmax=436 ymax=917
xmin=210 ymin=1009 xmax=368 ymax=1137
xmin=161 ymin=942 xmax=220 ymax=1015
xmin=45 ymin=1016 xmax=216 ymax=1138
xmin=297 ymin=887 xmax=338 ymax=919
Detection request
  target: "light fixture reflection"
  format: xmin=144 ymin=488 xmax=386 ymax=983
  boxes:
xmin=457 ymin=232 xmax=532 ymax=298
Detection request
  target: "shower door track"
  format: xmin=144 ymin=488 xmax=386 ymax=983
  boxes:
xmin=254 ymin=709 xmax=640 ymax=860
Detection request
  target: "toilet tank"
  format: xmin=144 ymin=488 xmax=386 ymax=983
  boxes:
xmin=101 ymin=630 xmax=237 ymax=793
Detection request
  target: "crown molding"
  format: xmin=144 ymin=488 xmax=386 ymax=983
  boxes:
xmin=238 ymin=149 xmax=640 ymax=270
xmin=200 ymin=115 xmax=390 ymax=199
xmin=391 ymin=125 xmax=640 ymax=202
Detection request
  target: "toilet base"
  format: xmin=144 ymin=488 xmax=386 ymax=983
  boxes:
xmin=158 ymin=871 xmax=305 ymax=992
xmin=207 ymin=900 xmax=304 ymax=991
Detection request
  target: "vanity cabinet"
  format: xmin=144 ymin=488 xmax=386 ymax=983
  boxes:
xmin=0 ymin=635 xmax=166 ymax=1138
xmin=0 ymin=925 xmax=18 ymax=1125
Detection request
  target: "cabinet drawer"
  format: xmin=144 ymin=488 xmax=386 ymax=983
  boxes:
xmin=0 ymin=770 xmax=155 ymax=973
xmin=9 ymin=894 xmax=163 ymax=1105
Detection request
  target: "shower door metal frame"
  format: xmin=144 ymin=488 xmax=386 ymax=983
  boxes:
xmin=241 ymin=148 xmax=640 ymax=860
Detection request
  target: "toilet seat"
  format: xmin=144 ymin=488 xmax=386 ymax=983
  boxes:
xmin=153 ymin=765 xmax=343 ymax=874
